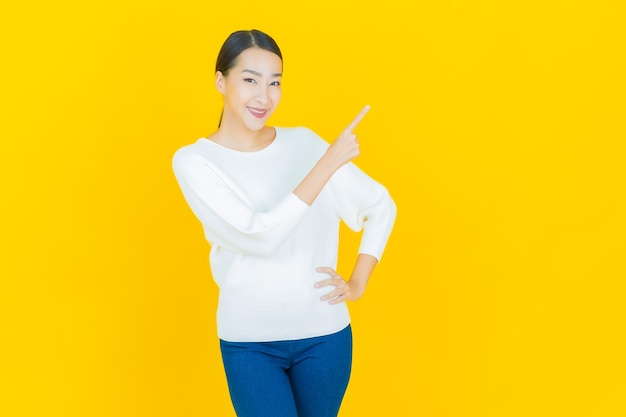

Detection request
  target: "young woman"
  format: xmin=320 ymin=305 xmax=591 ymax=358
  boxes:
xmin=172 ymin=29 xmax=396 ymax=417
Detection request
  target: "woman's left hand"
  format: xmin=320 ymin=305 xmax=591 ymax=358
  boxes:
xmin=314 ymin=267 xmax=366 ymax=305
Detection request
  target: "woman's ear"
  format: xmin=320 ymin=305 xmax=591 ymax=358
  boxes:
xmin=215 ymin=71 xmax=226 ymax=94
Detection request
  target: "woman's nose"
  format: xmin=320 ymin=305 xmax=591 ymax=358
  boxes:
xmin=255 ymin=87 xmax=268 ymax=104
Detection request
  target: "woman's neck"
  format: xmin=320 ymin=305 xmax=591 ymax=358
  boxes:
xmin=210 ymin=122 xmax=275 ymax=152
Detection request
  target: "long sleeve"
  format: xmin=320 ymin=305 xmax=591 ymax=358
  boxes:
xmin=172 ymin=146 xmax=310 ymax=257
xmin=172 ymin=127 xmax=393 ymax=342
xmin=328 ymin=162 xmax=397 ymax=261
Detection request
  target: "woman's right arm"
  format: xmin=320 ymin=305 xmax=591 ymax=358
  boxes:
xmin=173 ymin=150 xmax=307 ymax=256
xmin=293 ymin=105 xmax=368 ymax=205
xmin=172 ymin=106 xmax=369 ymax=256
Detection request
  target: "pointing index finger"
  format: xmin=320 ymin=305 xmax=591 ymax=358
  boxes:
xmin=344 ymin=105 xmax=370 ymax=133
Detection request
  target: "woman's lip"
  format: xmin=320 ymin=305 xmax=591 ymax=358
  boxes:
xmin=248 ymin=107 xmax=268 ymax=118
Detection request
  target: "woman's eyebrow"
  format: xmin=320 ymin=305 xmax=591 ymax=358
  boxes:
xmin=242 ymin=69 xmax=282 ymax=77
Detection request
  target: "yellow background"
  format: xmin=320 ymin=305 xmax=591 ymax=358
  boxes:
xmin=2 ymin=1 xmax=625 ymax=416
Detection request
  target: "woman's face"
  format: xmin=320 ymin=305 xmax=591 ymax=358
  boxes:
xmin=217 ymin=47 xmax=283 ymax=131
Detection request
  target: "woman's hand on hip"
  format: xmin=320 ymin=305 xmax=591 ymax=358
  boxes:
xmin=314 ymin=267 xmax=366 ymax=305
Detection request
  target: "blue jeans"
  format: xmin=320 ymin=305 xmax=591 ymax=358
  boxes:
xmin=219 ymin=325 xmax=353 ymax=417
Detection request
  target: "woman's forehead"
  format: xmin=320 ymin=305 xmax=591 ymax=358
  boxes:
xmin=234 ymin=48 xmax=283 ymax=75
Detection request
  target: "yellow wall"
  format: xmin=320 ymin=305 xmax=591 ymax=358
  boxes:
xmin=2 ymin=1 xmax=625 ymax=416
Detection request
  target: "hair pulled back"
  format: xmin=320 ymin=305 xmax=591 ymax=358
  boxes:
xmin=215 ymin=29 xmax=282 ymax=76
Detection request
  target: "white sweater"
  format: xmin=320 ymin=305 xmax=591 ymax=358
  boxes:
xmin=173 ymin=127 xmax=396 ymax=342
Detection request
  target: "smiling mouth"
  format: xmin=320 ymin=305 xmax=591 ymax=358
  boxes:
xmin=248 ymin=107 xmax=268 ymax=118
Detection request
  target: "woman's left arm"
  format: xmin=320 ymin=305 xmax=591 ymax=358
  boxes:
xmin=315 ymin=254 xmax=378 ymax=304
xmin=315 ymin=161 xmax=397 ymax=304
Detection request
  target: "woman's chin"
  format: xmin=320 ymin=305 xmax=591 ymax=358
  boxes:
xmin=245 ymin=116 xmax=272 ymax=131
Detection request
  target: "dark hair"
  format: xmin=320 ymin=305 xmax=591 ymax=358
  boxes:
xmin=216 ymin=29 xmax=283 ymax=76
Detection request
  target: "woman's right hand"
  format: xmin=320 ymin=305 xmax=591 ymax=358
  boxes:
xmin=292 ymin=105 xmax=370 ymax=206
xmin=323 ymin=105 xmax=370 ymax=170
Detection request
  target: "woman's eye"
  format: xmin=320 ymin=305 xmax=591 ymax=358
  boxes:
xmin=270 ymin=81 xmax=281 ymax=86
xmin=244 ymin=78 xmax=256 ymax=83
